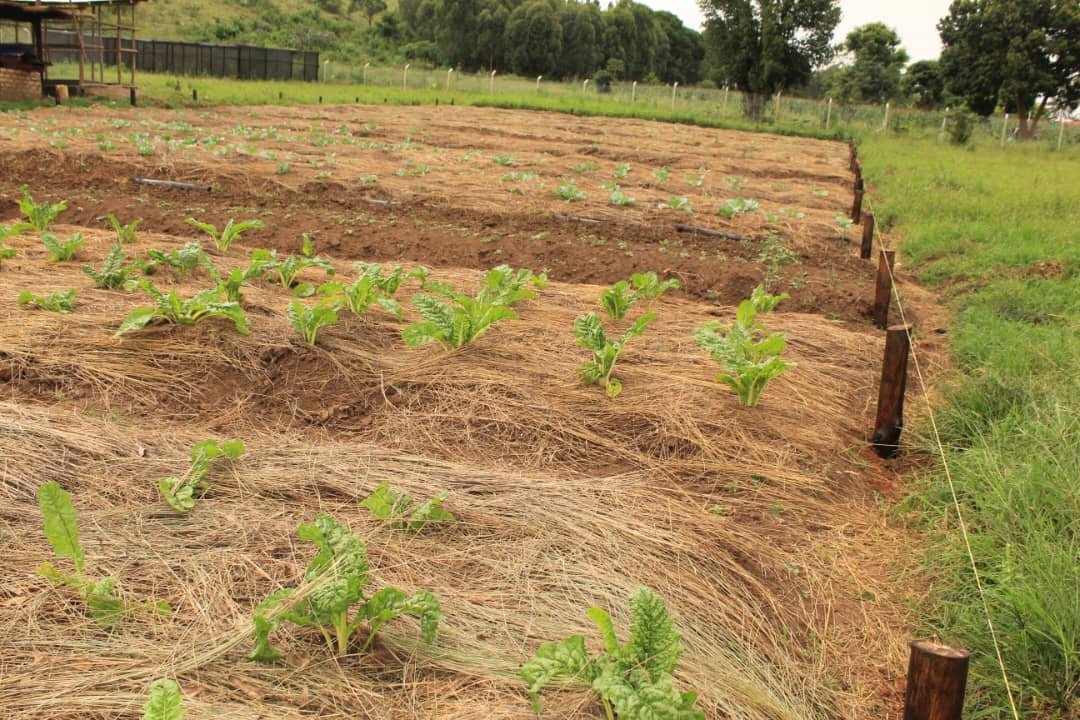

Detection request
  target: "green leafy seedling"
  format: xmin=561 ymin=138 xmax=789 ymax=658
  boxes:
xmin=630 ymin=271 xmax=679 ymax=301
xmin=613 ymin=162 xmax=631 ymax=179
xmin=117 ymin=280 xmax=249 ymax=336
xmin=107 ymin=213 xmax=142 ymax=244
xmin=521 ymin=587 xmax=703 ymax=719
xmin=608 ymin=186 xmax=636 ymax=206
xmin=652 ymin=166 xmax=671 ymax=182
xmin=83 ymin=244 xmax=141 ymax=289
xmin=659 ymin=196 xmax=692 ymax=212
xmin=360 ymin=482 xmax=455 ymax=532
xmin=217 ymin=251 xmax=275 ymax=303
xmin=254 ymin=235 xmax=335 ymax=290
xmin=185 ymin=217 xmax=264 ymax=251
xmin=142 ymin=679 xmax=184 ymax=720
xmin=145 ymin=242 xmax=217 ymax=279
xmin=18 ymin=185 xmax=67 ymax=230
xmin=599 ymin=280 xmax=636 ymax=320
xmin=18 ymin=288 xmax=76 ymax=312
xmin=288 ymin=298 xmax=341 ymax=345
xmin=575 ymin=312 xmax=654 ymax=399
xmin=318 ymin=262 xmax=409 ymax=319
xmin=158 ymin=439 xmax=245 ymax=513
xmin=717 ymin=198 xmax=760 ymax=219
xmin=41 ymin=231 xmax=83 ymax=261
xmin=555 ymin=182 xmax=587 ymax=203
xmin=248 ymin=513 xmax=441 ymax=660
xmin=693 ymin=286 xmax=794 ymax=406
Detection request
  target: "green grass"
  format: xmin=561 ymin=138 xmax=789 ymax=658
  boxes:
xmin=862 ymin=135 xmax=1079 ymax=718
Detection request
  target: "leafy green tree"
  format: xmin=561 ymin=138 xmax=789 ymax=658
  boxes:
xmin=505 ymin=0 xmax=563 ymax=78
xmin=830 ymin=23 xmax=908 ymax=103
xmin=939 ymin=0 xmax=1080 ymax=137
xmin=902 ymin=60 xmax=945 ymax=109
xmin=557 ymin=1 xmax=604 ymax=78
xmin=475 ymin=0 xmax=511 ymax=70
xmin=654 ymin=10 xmax=705 ymax=84
xmin=702 ymin=0 xmax=840 ymax=118
xmin=349 ymin=0 xmax=387 ymax=26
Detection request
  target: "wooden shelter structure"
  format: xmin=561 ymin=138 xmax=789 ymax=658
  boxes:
xmin=0 ymin=0 xmax=141 ymax=100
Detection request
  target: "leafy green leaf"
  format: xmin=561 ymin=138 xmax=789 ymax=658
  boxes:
xmin=521 ymin=635 xmax=592 ymax=713
xmin=627 ymin=587 xmax=681 ymax=678
xmin=142 ymin=678 xmax=184 ymax=720
xmin=36 ymin=482 xmax=84 ymax=574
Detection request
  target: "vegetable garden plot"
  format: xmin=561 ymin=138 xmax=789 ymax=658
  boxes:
xmin=0 ymin=103 xmax=874 ymax=320
xmin=0 ymin=223 xmax=914 ymax=719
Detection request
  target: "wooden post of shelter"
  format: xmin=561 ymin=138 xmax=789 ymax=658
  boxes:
xmin=860 ymin=212 xmax=874 ymax=259
xmin=872 ymin=323 xmax=911 ymax=458
xmin=903 ymin=641 xmax=970 ymax=719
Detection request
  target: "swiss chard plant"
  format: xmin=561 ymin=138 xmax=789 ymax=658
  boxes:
xmin=555 ymin=182 xmax=587 ymax=203
xmin=0 ymin=241 xmax=14 ymax=268
xmin=83 ymin=244 xmax=141 ymax=289
xmin=18 ymin=185 xmax=67 ymax=230
xmin=116 ymin=280 xmax=249 ymax=336
xmin=185 ymin=217 xmax=264 ymax=251
xmin=521 ymin=587 xmax=703 ymax=720
xmin=158 ymin=439 xmax=245 ymax=513
xmin=599 ymin=281 xmax=636 ymax=321
xmin=41 ymin=231 xmax=84 ymax=262
xmin=216 ymin=251 xmax=275 ymax=303
xmin=287 ymin=298 xmax=341 ymax=345
xmin=254 ymin=235 xmax=335 ymax=293
xmin=575 ymin=312 xmax=655 ymax=399
xmin=629 ymin=272 xmax=679 ymax=301
xmin=318 ymin=262 xmax=410 ymax=319
xmin=107 ymin=213 xmax=142 ymax=244
xmin=146 ymin=242 xmax=217 ymax=279
xmin=36 ymin=482 xmax=169 ymax=627
xmin=693 ymin=286 xmax=794 ymax=407
xmin=475 ymin=264 xmax=547 ymax=308
xmin=717 ymin=197 xmax=760 ymax=219
xmin=359 ymin=482 xmax=455 ymax=532
xmin=18 ymin=288 xmax=76 ymax=312
xmin=249 ymin=513 xmax=441 ymax=660
xmin=142 ymin=678 xmax=185 ymax=720
xmin=402 ymin=290 xmax=517 ymax=349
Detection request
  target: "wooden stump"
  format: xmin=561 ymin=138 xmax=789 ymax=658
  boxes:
xmin=903 ymin=641 xmax=970 ymax=720
xmin=873 ymin=249 xmax=896 ymax=329
xmin=860 ymin=212 xmax=875 ymax=259
xmin=872 ymin=323 xmax=911 ymax=458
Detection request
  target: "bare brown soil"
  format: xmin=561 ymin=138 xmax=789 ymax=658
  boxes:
xmin=0 ymin=104 xmax=924 ymax=720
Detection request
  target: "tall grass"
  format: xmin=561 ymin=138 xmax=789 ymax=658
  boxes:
xmin=861 ymin=136 xmax=1079 ymax=717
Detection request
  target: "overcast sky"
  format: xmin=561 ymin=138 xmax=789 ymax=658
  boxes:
xmin=640 ymin=0 xmax=952 ymax=62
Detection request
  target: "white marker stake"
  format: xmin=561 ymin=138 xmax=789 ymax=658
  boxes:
xmin=1058 ymin=115 xmax=1066 ymax=151
xmin=446 ymin=67 xmax=453 ymax=92
xmin=882 ymin=102 xmax=890 ymax=131
xmin=402 ymin=63 xmax=410 ymax=90
xmin=322 ymin=59 xmax=329 ymax=83
xmin=583 ymin=79 xmax=589 ymax=94
xmin=671 ymin=81 xmax=678 ymax=111
xmin=723 ymin=85 xmax=729 ymax=109
xmin=632 ymin=80 xmax=637 ymax=103
xmin=939 ymin=108 xmax=948 ymax=142
xmin=1000 ymin=112 xmax=1009 ymax=147
xmin=489 ymin=70 xmax=497 ymax=94
xmin=825 ymin=97 xmax=832 ymax=129
xmin=536 ymin=75 xmax=542 ymax=92
xmin=363 ymin=62 xmax=370 ymax=85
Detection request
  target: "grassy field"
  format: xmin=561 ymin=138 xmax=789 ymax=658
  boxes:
xmin=860 ymin=136 xmax=1079 ymax=717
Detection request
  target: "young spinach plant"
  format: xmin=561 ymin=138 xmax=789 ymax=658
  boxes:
xmin=287 ymin=298 xmax=341 ymax=345
xmin=117 ymin=280 xmax=249 ymax=336
xmin=142 ymin=679 xmax=185 ymax=720
xmin=158 ymin=439 xmax=245 ymax=513
xmin=41 ymin=231 xmax=83 ymax=261
xmin=146 ymin=242 xmax=217 ymax=279
xmin=521 ymin=587 xmax=703 ymax=720
xmin=254 ymin=235 xmax=335 ymax=293
xmin=185 ymin=217 xmax=264 ymax=251
xmin=83 ymin=244 xmax=141 ymax=289
xmin=249 ymin=513 xmax=441 ymax=660
xmin=360 ymin=482 xmax=455 ymax=532
xmin=18 ymin=288 xmax=76 ymax=312
xmin=402 ymin=290 xmax=516 ymax=349
xmin=630 ymin=272 xmax=679 ymax=301
xmin=575 ymin=312 xmax=654 ymax=399
xmin=318 ymin=262 xmax=409 ymax=319
xmin=36 ymin=482 xmax=169 ymax=627
xmin=107 ymin=213 xmax=142 ymax=244
xmin=693 ymin=286 xmax=794 ymax=407
xmin=18 ymin=185 xmax=67 ymax=230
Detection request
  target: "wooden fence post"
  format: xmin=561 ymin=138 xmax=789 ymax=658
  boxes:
xmin=872 ymin=323 xmax=911 ymax=458
xmin=860 ymin=212 xmax=874 ymax=259
xmin=192 ymin=88 xmax=197 ymax=102
xmin=873 ymin=249 xmax=896 ymax=329
xmin=903 ymin=641 xmax=970 ymax=720
xmin=852 ymin=179 xmax=864 ymax=224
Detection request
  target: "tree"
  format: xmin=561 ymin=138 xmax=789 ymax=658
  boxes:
xmin=349 ymin=0 xmax=387 ymax=26
xmin=504 ymin=0 xmax=563 ymax=78
xmin=902 ymin=60 xmax=944 ymax=109
xmin=557 ymin=1 xmax=603 ymax=78
xmin=830 ymin=23 xmax=908 ymax=103
xmin=654 ymin=10 xmax=705 ymax=84
xmin=701 ymin=0 xmax=841 ymax=118
xmin=939 ymin=0 xmax=1080 ymax=138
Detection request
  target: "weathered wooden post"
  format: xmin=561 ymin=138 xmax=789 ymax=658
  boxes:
xmin=873 ymin=249 xmax=896 ymax=329
xmin=860 ymin=212 xmax=875 ymax=259
xmin=129 ymin=87 xmax=136 ymax=107
xmin=872 ymin=323 xmax=911 ymax=458
xmin=849 ymin=143 xmax=857 ymax=172
xmin=903 ymin=641 xmax=970 ymax=720
xmin=192 ymin=88 xmax=197 ymax=102
xmin=852 ymin=177 xmax=864 ymax=224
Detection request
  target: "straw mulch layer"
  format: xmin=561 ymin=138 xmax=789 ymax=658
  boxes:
xmin=0 ymin=227 xmax=913 ymax=719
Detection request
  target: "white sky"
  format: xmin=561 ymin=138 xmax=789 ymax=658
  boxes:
xmin=639 ymin=0 xmax=952 ymax=62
